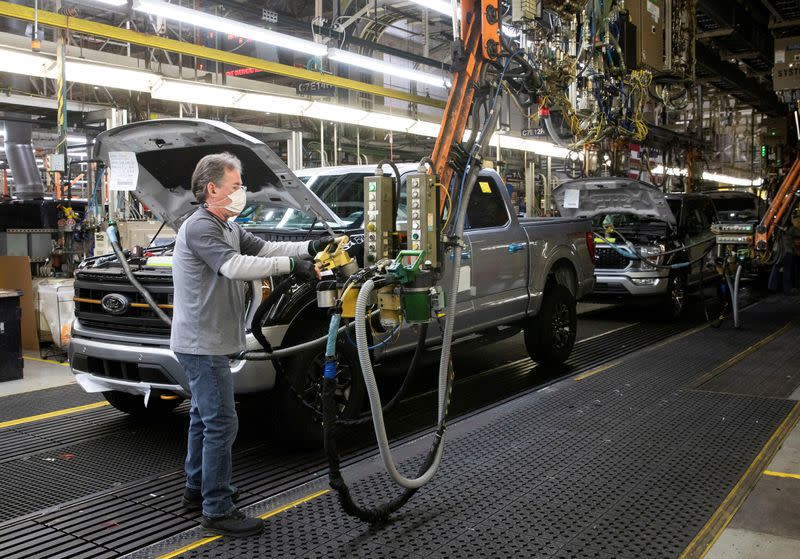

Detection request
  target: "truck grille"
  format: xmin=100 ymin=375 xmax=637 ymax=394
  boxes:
xmin=594 ymin=247 xmax=631 ymax=270
xmin=71 ymin=354 xmax=174 ymax=384
xmin=74 ymin=277 xmax=173 ymax=336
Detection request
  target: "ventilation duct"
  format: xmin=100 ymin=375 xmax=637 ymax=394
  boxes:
xmin=3 ymin=120 xmax=45 ymax=199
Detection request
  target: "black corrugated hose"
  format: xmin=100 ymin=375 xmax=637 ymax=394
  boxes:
xmin=322 ymin=346 xmax=455 ymax=523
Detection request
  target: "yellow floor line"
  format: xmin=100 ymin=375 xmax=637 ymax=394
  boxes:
xmin=690 ymin=322 xmax=793 ymax=389
xmin=763 ymin=470 xmax=800 ymax=480
xmin=0 ymin=401 xmax=110 ymax=429
xmin=156 ymin=489 xmax=330 ymax=559
xmin=574 ymin=360 xmax=619 ymax=381
xmin=680 ymin=400 xmax=800 ymax=559
xmin=575 ymin=322 xmax=711 ymax=382
xmin=23 ymin=355 xmax=69 ymax=367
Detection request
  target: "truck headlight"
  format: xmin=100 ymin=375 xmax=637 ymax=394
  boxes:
xmin=637 ymin=244 xmax=665 ymax=269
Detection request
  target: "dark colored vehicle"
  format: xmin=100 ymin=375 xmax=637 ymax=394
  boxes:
xmin=704 ymin=190 xmax=764 ymax=223
xmin=555 ymin=178 xmax=719 ymax=317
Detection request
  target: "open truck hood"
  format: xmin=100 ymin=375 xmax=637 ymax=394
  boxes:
xmin=553 ymin=177 xmax=676 ymax=225
xmin=93 ymin=119 xmax=339 ymax=231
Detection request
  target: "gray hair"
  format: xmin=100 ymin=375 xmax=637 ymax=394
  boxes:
xmin=191 ymin=152 xmax=242 ymax=203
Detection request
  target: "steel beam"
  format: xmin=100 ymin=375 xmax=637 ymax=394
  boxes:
xmin=695 ymin=43 xmax=785 ymax=116
xmin=0 ymin=1 xmax=445 ymax=109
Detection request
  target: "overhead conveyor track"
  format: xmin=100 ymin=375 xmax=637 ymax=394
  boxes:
xmin=131 ymin=296 xmax=800 ymax=559
xmin=0 ymin=311 xmax=694 ymax=559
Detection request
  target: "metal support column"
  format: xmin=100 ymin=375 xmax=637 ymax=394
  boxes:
xmin=287 ymin=131 xmax=304 ymax=171
xmin=105 ymin=108 xmax=128 ymax=220
xmin=333 ymin=124 xmax=338 ymax=166
xmin=525 ymin=157 xmax=535 ymax=218
xmin=55 ymin=0 xmax=67 ymax=198
xmin=319 ymin=120 xmax=325 ymax=166
xmin=545 ymin=156 xmax=552 ymax=213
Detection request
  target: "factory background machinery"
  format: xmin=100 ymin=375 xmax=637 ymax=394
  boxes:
xmin=1 ymin=1 xmax=800 ymax=559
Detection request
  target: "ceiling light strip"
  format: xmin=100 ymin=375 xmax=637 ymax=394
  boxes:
xmin=0 ymin=1 xmax=444 ymax=108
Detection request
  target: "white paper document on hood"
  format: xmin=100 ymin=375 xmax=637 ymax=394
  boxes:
xmin=108 ymin=151 xmax=139 ymax=191
xmin=563 ymin=189 xmax=580 ymax=209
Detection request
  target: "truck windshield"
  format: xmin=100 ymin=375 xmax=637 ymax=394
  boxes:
xmin=712 ymin=197 xmax=759 ymax=221
xmin=237 ymin=171 xmax=407 ymax=230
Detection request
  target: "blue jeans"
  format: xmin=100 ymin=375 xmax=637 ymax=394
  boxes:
xmin=175 ymin=353 xmax=238 ymax=518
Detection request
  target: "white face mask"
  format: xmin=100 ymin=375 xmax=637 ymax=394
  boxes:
xmin=209 ymin=188 xmax=246 ymax=217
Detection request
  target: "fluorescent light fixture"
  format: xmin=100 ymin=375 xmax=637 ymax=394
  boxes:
xmin=358 ymin=113 xmax=417 ymax=131
xmin=88 ymin=0 xmax=129 ymax=5
xmin=406 ymin=121 xmax=442 ymax=137
xmin=236 ymin=93 xmax=311 ymax=116
xmin=0 ymin=44 xmax=570 ymax=159
xmin=66 ymin=60 xmax=160 ymax=92
xmin=133 ymin=0 xmax=327 ymax=57
xmin=304 ymin=101 xmax=368 ymax=122
xmin=702 ymin=172 xmax=761 ymax=187
xmin=652 ymin=165 xmax=689 ymax=177
xmin=0 ymin=47 xmax=55 ymax=78
xmin=328 ymin=48 xmax=448 ymax=88
xmin=151 ymin=80 xmax=244 ymax=107
xmin=404 ymin=0 xmax=454 ymax=17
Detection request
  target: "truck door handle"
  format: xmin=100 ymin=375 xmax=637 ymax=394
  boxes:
xmin=507 ymin=242 xmax=526 ymax=253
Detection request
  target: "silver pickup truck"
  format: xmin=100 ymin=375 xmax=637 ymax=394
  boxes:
xmin=69 ymin=119 xmax=594 ymax=440
xmin=554 ymin=177 xmax=718 ymax=318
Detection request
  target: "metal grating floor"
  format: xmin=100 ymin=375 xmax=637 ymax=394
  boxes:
xmin=143 ymin=297 xmax=800 ymax=559
xmin=0 ymin=311 xmax=699 ymax=559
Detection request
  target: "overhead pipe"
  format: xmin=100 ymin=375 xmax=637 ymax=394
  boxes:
xmin=2 ymin=120 xmax=45 ymax=199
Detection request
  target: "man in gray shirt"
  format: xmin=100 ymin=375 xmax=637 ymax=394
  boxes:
xmin=171 ymin=152 xmax=332 ymax=536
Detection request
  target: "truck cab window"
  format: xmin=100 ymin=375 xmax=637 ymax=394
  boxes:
xmin=466 ymin=178 xmax=509 ymax=229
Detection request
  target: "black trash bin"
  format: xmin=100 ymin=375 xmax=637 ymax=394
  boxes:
xmin=0 ymin=289 xmax=23 ymax=382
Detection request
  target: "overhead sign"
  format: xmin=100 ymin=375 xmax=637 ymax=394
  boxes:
xmin=521 ymin=127 xmax=547 ymax=138
xmin=108 ymin=151 xmax=139 ymax=191
xmin=773 ymin=37 xmax=800 ymax=91
xmin=296 ymin=81 xmax=336 ymax=97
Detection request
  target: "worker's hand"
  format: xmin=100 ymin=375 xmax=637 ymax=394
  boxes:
xmin=291 ymin=258 xmax=320 ymax=281
xmin=308 ymin=235 xmax=344 ymax=256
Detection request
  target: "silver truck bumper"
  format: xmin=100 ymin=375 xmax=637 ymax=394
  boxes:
xmin=69 ymin=320 xmax=279 ymax=396
xmin=593 ymin=272 xmax=669 ymax=297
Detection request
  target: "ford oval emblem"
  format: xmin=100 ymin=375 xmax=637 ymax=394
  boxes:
xmin=101 ymin=293 xmax=130 ymax=315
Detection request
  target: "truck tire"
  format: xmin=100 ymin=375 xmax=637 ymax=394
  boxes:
xmin=663 ymin=272 xmax=687 ymax=319
xmin=524 ymin=284 xmax=577 ymax=367
xmin=274 ymin=319 xmax=366 ymax=447
xmin=103 ymin=390 xmax=183 ymax=417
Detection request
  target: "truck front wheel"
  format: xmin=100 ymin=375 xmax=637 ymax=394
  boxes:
xmin=273 ymin=319 xmax=366 ymax=447
xmin=103 ymin=390 xmax=184 ymax=417
xmin=524 ymin=284 xmax=577 ymax=367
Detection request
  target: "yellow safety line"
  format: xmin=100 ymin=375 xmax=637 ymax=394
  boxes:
xmin=0 ymin=401 xmax=110 ymax=429
xmin=574 ymin=360 xmax=619 ymax=381
xmin=680 ymin=400 xmax=800 ymax=559
xmin=23 ymin=355 xmax=69 ymax=367
xmin=763 ymin=470 xmax=800 ymax=480
xmin=575 ymin=322 xmax=711 ymax=382
xmin=690 ymin=322 xmax=793 ymax=389
xmin=156 ymin=489 xmax=330 ymax=559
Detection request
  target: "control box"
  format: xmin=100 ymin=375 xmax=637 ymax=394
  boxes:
xmin=624 ymin=0 xmax=665 ymax=71
xmin=405 ymin=172 xmax=439 ymax=269
xmin=363 ymin=174 xmax=395 ymax=264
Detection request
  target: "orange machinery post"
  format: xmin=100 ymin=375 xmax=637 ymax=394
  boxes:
xmin=430 ymin=0 xmax=499 ymax=211
xmin=755 ymin=157 xmax=800 ymax=251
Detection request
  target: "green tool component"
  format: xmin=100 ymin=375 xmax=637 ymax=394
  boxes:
xmin=401 ymin=288 xmax=431 ymax=324
xmin=387 ymin=250 xmax=426 ymax=284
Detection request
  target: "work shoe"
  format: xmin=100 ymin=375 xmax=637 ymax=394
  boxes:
xmin=201 ymin=509 xmax=264 ymax=537
xmin=181 ymin=487 xmax=241 ymax=511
